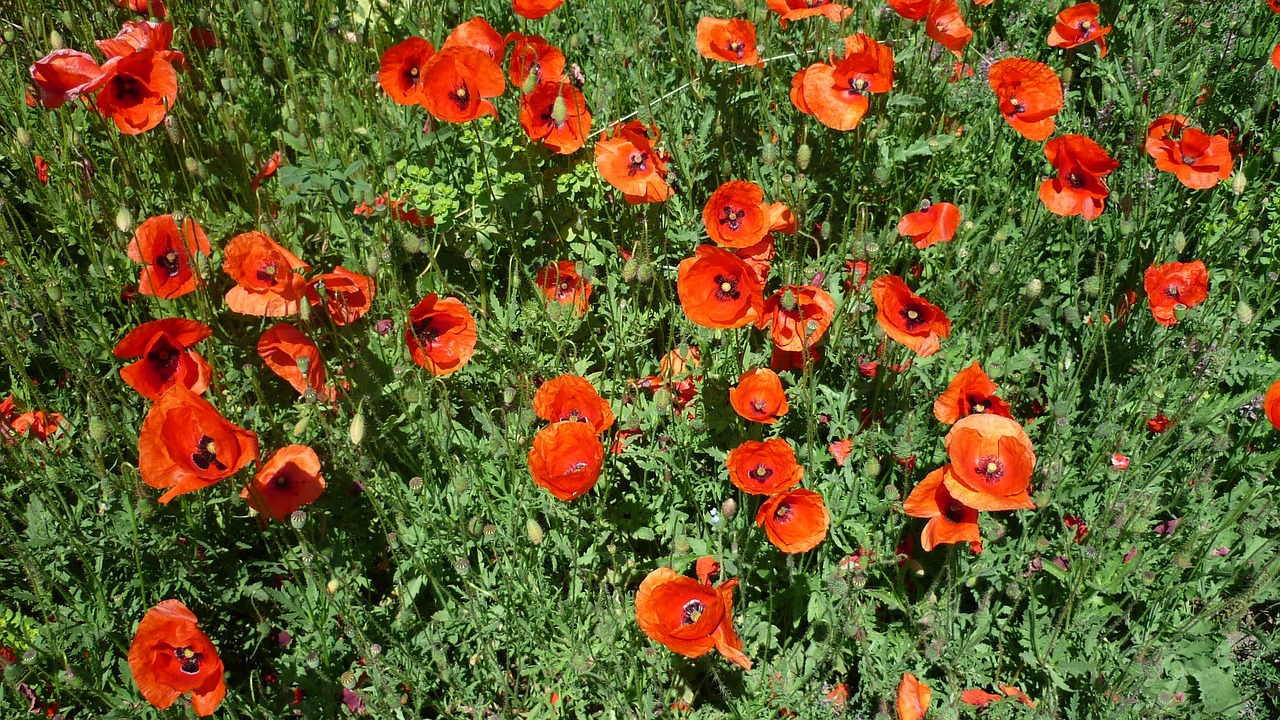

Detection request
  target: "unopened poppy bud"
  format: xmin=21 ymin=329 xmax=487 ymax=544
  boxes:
xmin=622 ymin=259 xmax=638 ymax=283
xmin=49 ymin=30 xmax=63 ymax=49
xmin=115 ymin=206 xmax=133 ymax=233
xmin=550 ymin=94 xmax=569 ymax=126
xmin=864 ymin=456 xmax=881 ymax=477
xmin=88 ymin=416 xmax=107 ymax=441
xmin=221 ymin=77 xmax=238 ymax=94
xmin=184 ymin=157 xmax=207 ymax=179
xmin=15 ymin=128 xmax=31 ymax=148
xmin=1023 ymin=278 xmax=1044 ymax=299
xmin=262 ymin=56 xmax=276 ymax=76
xmin=282 ymin=22 xmax=296 ymax=42
xmin=521 ymin=73 xmax=537 ymax=95
xmin=366 ymin=253 xmax=380 ymax=276
xmin=872 ymin=166 xmax=890 ymax=186
xmin=251 ymin=1 xmax=264 ymax=19
xmin=1236 ymin=300 xmax=1254 ymax=325
xmin=761 ymin=142 xmax=777 ymax=166
xmin=796 ymin=143 xmax=812 ymax=170
xmin=1231 ymin=171 xmax=1247 ymax=196
xmin=292 ymin=416 xmax=309 ymax=436
xmin=327 ymin=47 xmax=340 ymax=70
xmin=653 ymin=388 xmax=672 ymax=411
xmin=1063 ymin=305 xmax=1081 ymax=326
xmin=636 ymin=262 xmax=654 ymax=284
xmin=721 ymin=498 xmax=737 ymax=519
xmin=1119 ymin=219 xmax=1134 ymax=235
xmin=165 ymin=123 xmax=182 ymax=144
xmin=673 ymin=536 xmax=692 ymax=554
xmin=326 ymin=578 xmax=341 ymax=593
xmin=46 ymin=281 xmax=61 ymax=302
xmin=286 ymin=117 xmax=300 ymax=134
xmin=349 ymin=410 xmax=365 ymax=446
xmin=1082 ymin=276 xmax=1101 ymax=297
xmin=526 ymin=518 xmax=544 ymax=545
xmin=780 ymin=288 xmax=798 ymax=312
xmin=297 ymin=298 xmax=311 ymax=322
xmin=2 ymin=29 xmax=15 ymax=43
xmin=1172 ymin=230 xmax=1187 ymax=253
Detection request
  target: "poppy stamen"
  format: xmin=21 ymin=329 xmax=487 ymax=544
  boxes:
xmin=449 ymin=83 xmax=471 ymax=110
xmin=749 ymin=464 xmax=774 ymax=482
xmin=942 ymin=500 xmax=968 ymax=523
xmin=273 ymin=473 xmax=290 ymax=488
xmin=1066 ymin=171 xmax=1086 ymax=188
xmin=773 ymin=501 xmax=794 ymax=522
xmin=728 ymin=40 xmax=746 ymax=59
xmin=900 ymin=306 xmax=926 ymax=329
xmin=714 ymin=274 xmax=741 ymax=301
xmin=719 ymin=206 xmax=745 ymax=231
xmin=113 ymin=75 xmax=143 ymax=104
xmin=191 ymin=435 xmax=228 ymax=472
xmin=256 ymin=262 xmax=279 ymax=285
xmin=156 ymin=249 xmax=183 ymax=277
xmin=681 ymin=599 xmax=705 ymax=625
xmin=1007 ymin=97 xmax=1026 ymax=115
xmin=1164 ymin=285 xmax=1181 ymax=299
xmin=174 ymin=646 xmax=203 ymax=674
xmin=413 ymin=320 xmax=440 ymax=346
xmin=975 ymin=455 xmax=1005 ymax=483
xmin=626 ymin=151 xmax=649 ymax=176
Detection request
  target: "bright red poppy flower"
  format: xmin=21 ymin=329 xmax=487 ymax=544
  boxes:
xmin=8 ymin=411 xmax=65 ymax=442
xmin=1144 ymin=115 xmax=1233 ymax=189
xmin=871 ymin=275 xmax=951 ymax=357
xmin=258 ymin=323 xmax=328 ymax=399
xmin=677 ymin=245 xmax=765 ymax=329
xmin=1272 ymin=43 xmax=1280 ymax=71
xmin=129 ymin=600 xmax=224 ymax=716
xmin=898 ymin=201 xmax=960 ymax=249
xmin=222 ymin=231 xmax=310 ymax=317
xmin=729 ymin=368 xmax=789 ymax=424
xmin=116 ymin=0 xmax=167 ymax=16
xmin=734 ymin=237 xmax=776 ymax=285
xmin=634 ymin=562 xmax=751 ymax=669
xmin=29 ymin=49 xmax=103 ymax=108
xmin=419 ymin=46 xmax=505 ymax=124
xmin=405 ymin=293 xmax=477 ymax=376
xmin=791 ymin=33 xmax=894 ymax=131
xmin=904 ymin=465 xmax=982 ymax=553
xmin=896 ymin=673 xmax=932 ymax=720
xmin=1264 ymin=380 xmax=1280 ymax=431
xmin=138 ymin=385 xmax=259 ymax=504
xmin=535 ymin=260 xmax=593 ymax=313
xmin=528 ymin=421 xmax=605 ymax=501
xmin=519 ymin=82 xmax=592 ymax=154
xmin=887 ymin=0 xmax=930 ymax=20
xmin=961 ymin=685 xmax=1037 ymax=708
xmin=726 ymin=437 xmax=803 ymax=495
xmin=766 ymin=0 xmax=852 ymax=27
xmin=696 ymin=18 xmax=762 ymax=67
xmin=126 ymin=214 xmax=212 ymax=299
xmin=250 ymin=150 xmax=282 ymax=191
xmin=594 ymin=121 xmax=674 ymax=204
xmin=1048 ymin=3 xmax=1112 ymax=56
xmin=988 ymin=58 xmax=1063 ymax=141
xmin=925 ymin=0 xmax=973 ymax=55
xmin=533 ymin=375 xmax=615 ymax=433
xmin=97 ymin=20 xmax=183 ymax=65
xmin=942 ymin=414 xmax=1036 ymax=512
xmin=702 ymin=180 xmax=793 ymax=248
xmin=305 ymin=266 xmax=374 ymax=325
xmin=378 ymin=37 xmax=436 ymax=106
xmin=507 ymin=33 xmax=565 ymax=87
xmin=91 ymin=49 xmax=178 ymax=134
xmin=933 ymin=361 xmax=1012 ymax=424
xmin=113 ymin=318 xmax=213 ymax=401
xmin=1039 ymin=134 xmax=1119 ymax=220
xmin=513 ymin=0 xmax=566 ymax=20
xmin=756 ymin=488 xmax=829 ymax=553
xmin=758 ymin=285 xmax=835 ymax=352
xmin=240 ymin=444 xmax=325 ymax=522
xmin=1143 ymin=260 xmax=1209 ymax=326
xmin=443 ymin=17 xmax=506 ymax=63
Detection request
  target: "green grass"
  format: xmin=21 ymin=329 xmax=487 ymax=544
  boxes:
xmin=2 ymin=0 xmax=1280 ymax=717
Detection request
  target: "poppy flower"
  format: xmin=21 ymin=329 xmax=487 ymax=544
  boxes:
xmin=942 ymin=413 xmax=1036 ymax=512
xmin=1272 ymin=43 xmax=1280 ymax=72
xmin=729 ymin=368 xmax=789 ymax=424
xmin=702 ymin=180 xmax=793 ymax=248
xmin=1146 ymin=413 xmax=1171 ymax=434
xmin=528 ymin=421 xmax=605 ymax=501
xmin=222 ymin=231 xmax=310 ymax=317
xmin=1143 ymin=260 xmax=1208 ymax=326
xmin=116 ymin=0 xmax=167 ymax=16
xmin=1048 ymin=3 xmax=1112 ymax=56
xmin=34 ymin=155 xmax=49 ymax=184
xmin=114 ymin=318 xmax=213 ymax=400
xmin=756 ymin=488 xmax=829 ymax=553
xmin=677 ymin=245 xmax=765 ymax=329
xmin=239 ymin=444 xmax=325 ymax=522
xmin=757 ymin=285 xmax=836 ymax=352
xmin=8 ymin=411 xmax=65 ymax=442
xmin=886 ymin=0 xmax=929 ymax=20
xmin=988 ymin=58 xmax=1063 ymax=141
xmin=128 ymin=600 xmax=224 ymax=716
xmin=830 ymin=437 xmax=853 ymax=466
xmin=443 ymin=17 xmax=506 ymax=63
xmin=1039 ymin=134 xmax=1119 ymax=220
xmin=97 ymin=20 xmax=184 ymax=65
xmin=258 ymin=323 xmax=328 ymax=399
xmin=766 ymin=0 xmax=852 ymax=27
xmin=898 ymin=201 xmax=960 ymax=249
xmin=1144 ymin=115 xmax=1233 ymax=190
xmin=933 ymin=361 xmax=1012 ymax=424
xmin=903 ymin=466 xmax=982 ymax=553
xmin=734 ymin=237 xmax=777 ymax=285
xmin=138 ymin=385 xmax=259 ymax=504
xmin=513 ymin=0 xmax=565 ymax=20
xmin=790 ymin=33 xmax=894 ymax=131
xmin=378 ymin=37 xmax=436 ymax=106
xmin=250 ymin=150 xmax=282 ymax=191
xmin=594 ymin=121 xmax=674 ymax=204
xmin=507 ymin=33 xmax=565 ymax=87
xmin=305 ymin=266 xmax=374 ymax=325
xmin=519 ymin=82 xmax=592 ymax=154
xmin=634 ymin=563 xmax=751 ymax=670
xmin=126 ymin=214 xmax=212 ymax=299
xmin=419 ymin=46 xmax=505 ymax=124
xmin=29 ymin=49 xmax=103 ymax=109
xmin=925 ymin=0 xmax=973 ymax=55
xmin=696 ymin=18 xmax=762 ymax=68
xmin=535 ymin=261 xmax=593 ymax=313
xmin=91 ymin=49 xmax=178 ymax=135
xmin=726 ymin=438 xmax=803 ymax=495
xmin=405 ymin=293 xmax=478 ymax=376
xmin=961 ymin=685 xmax=1036 ymax=709
xmin=533 ymin=374 xmax=615 ymax=433
xmin=639 ymin=346 xmax=702 ymax=412
xmin=871 ymin=275 xmax=951 ymax=357
xmin=896 ymin=673 xmax=932 ymax=720
xmin=1264 ymin=380 xmax=1280 ymax=431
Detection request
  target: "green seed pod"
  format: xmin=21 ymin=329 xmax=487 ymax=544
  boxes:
xmin=796 ymin=143 xmax=812 ymax=170
xmin=3 ymin=30 xmax=16 ymax=43
xmin=46 ymin=282 xmax=61 ymax=302
xmin=526 ymin=518 xmax=544 ymax=545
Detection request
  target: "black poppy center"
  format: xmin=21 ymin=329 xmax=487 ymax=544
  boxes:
xmin=191 ymin=435 xmax=229 ymax=472
xmin=900 ymin=305 xmax=927 ymax=329
xmin=974 ymin=455 xmax=1005 ymax=484
xmin=174 ymin=646 xmax=203 ymax=674
xmin=403 ymin=65 xmax=420 ymax=88
xmin=773 ymin=501 xmax=794 ymax=522
xmin=1164 ymin=284 xmax=1181 ymax=299
xmin=714 ymin=274 xmax=741 ymax=301
xmin=1008 ymin=97 xmax=1026 ymax=115
xmin=847 ymin=77 xmax=870 ymax=96
xmin=751 ymin=399 xmax=768 ymax=413
xmin=564 ymin=408 xmax=588 ymax=423
xmin=728 ymin=40 xmax=745 ymax=59
xmin=942 ymin=500 xmax=968 ymax=523
xmin=967 ymin=396 xmax=988 ymax=414
xmin=1066 ymin=171 xmax=1086 ymax=188
xmin=681 ymin=599 xmax=705 ymax=625
xmin=626 ymin=151 xmax=649 ymax=176
xmin=719 ymin=206 xmax=746 ymax=231
xmin=273 ymin=473 xmax=290 ymax=488
xmin=147 ymin=339 xmax=183 ymax=376
xmin=749 ymin=464 xmax=774 ymax=482
xmin=256 ymin=261 xmax=279 ymax=285
xmin=112 ymin=75 xmax=144 ymax=104
xmin=413 ymin=319 xmax=440 ymax=346
xmin=449 ymin=82 xmax=470 ymax=109
xmin=156 ymin=248 xmax=183 ymax=277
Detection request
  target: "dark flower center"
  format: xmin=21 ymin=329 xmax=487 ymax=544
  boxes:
xmin=681 ymin=599 xmax=705 ymax=625
xmin=147 ymin=338 xmax=183 ymax=377
xmin=714 ymin=274 xmax=741 ymax=301
xmin=626 ymin=151 xmax=649 ymax=176
xmin=1066 ymin=171 xmax=1086 ymax=188
xmin=749 ymin=464 xmax=774 ymax=482
xmin=719 ymin=206 xmax=746 ymax=231
xmin=412 ymin=319 xmax=440 ymax=346
xmin=1163 ymin=284 xmax=1181 ymax=299
xmin=449 ymin=83 xmax=470 ymax=109
xmin=1007 ymin=97 xmax=1026 ymax=115
xmin=942 ymin=500 xmax=968 ymax=523
xmin=174 ymin=646 xmax=203 ymax=674
xmin=273 ymin=473 xmax=290 ymax=488
xmin=846 ymin=77 xmax=870 ymax=96
xmin=751 ymin=399 xmax=768 ymax=413
xmin=1076 ymin=19 xmax=1094 ymax=37
xmin=156 ymin=248 xmax=183 ymax=277
xmin=967 ymin=397 xmax=988 ymax=414
xmin=728 ymin=40 xmax=745 ymax=59
xmin=563 ymin=408 xmax=588 ymax=423
xmin=804 ymin=0 xmax=827 ymax=6
xmin=191 ymin=435 xmax=228 ymax=472
xmin=974 ymin=456 xmax=1005 ymax=483
xmin=403 ymin=65 xmax=420 ymax=88
xmin=256 ymin=261 xmax=279 ymax=286
xmin=773 ymin=501 xmax=794 ymax=522
xmin=1179 ymin=152 xmax=1199 ymax=165
xmin=112 ymin=75 xmax=143 ymax=104
xmin=899 ymin=305 xmax=927 ymax=329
